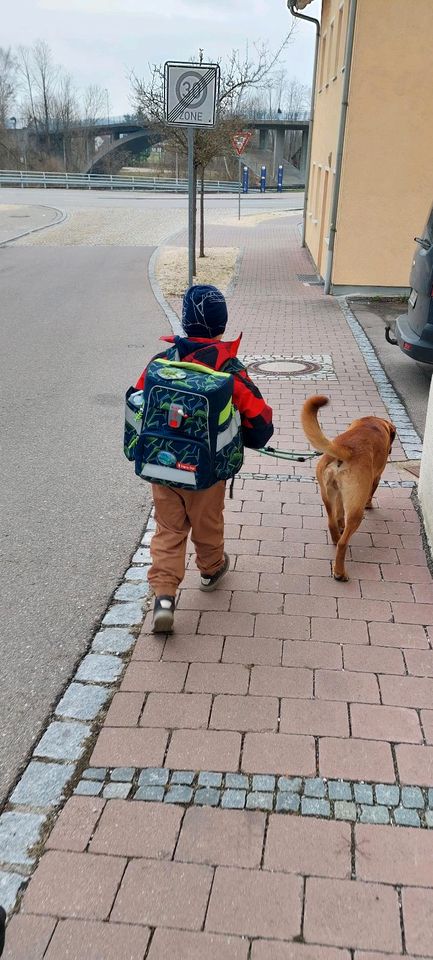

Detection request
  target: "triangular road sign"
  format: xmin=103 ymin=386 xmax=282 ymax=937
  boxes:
xmin=232 ymin=130 xmax=253 ymax=156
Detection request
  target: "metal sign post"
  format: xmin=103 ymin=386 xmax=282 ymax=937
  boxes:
xmin=231 ymin=130 xmax=252 ymax=222
xmin=164 ymin=61 xmax=220 ymax=289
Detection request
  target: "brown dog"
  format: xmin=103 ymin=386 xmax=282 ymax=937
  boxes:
xmin=301 ymin=396 xmax=396 ymax=581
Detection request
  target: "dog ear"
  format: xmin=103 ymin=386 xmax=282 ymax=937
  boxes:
xmin=388 ymin=423 xmax=397 ymax=445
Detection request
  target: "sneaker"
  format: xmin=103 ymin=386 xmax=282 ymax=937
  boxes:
xmin=200 ymin=553 xmax=230 ymax=592
xmin=152 ymin=595 xmax=175 ymax=633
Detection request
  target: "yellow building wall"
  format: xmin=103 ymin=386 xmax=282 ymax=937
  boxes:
xmin=305 ymin=0 xmax=347 ymax=275
xmin=334 ymin=0 xmax=433 ymax=288
xmin=306 ymin=0 xmax=433 ymax=291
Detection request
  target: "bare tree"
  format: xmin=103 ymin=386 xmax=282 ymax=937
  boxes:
xmin=52 ymin=73 xmax=78 ymax=168
xmin=0 ymin=47 xmax=17 ymax=125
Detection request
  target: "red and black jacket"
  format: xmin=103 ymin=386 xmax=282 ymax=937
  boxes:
xmin=136 ymin=334 xmax=274 ymax=450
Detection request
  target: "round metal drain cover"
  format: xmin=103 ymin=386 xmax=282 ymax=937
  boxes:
xmin=248 ymin=357 xmax=322 ymax=378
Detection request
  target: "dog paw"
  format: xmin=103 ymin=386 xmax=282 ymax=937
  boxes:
xmin=333 ymin=571 xmax=349 ymax=582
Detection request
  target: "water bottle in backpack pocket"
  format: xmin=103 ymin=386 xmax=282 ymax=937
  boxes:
xmin=124 ymin=358 xmax=243 ymax=489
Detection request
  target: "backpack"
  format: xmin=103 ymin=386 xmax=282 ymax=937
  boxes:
xmin=124 ymin=354 xmax=243 ymax=490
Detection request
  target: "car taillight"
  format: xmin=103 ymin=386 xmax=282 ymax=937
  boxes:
xmin=403 ymin=342 xmax=412 ymax=351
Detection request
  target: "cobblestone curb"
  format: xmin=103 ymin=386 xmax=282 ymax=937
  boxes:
xmin=340 ymin=298 xmax=423 ymax=459
xmin=239 ymin=471 xmax=416 ymax=487
xmin=74 ymin=766 xmax=433 ymax=829
xmin=0 ymin=510 xmax=155 ymax=913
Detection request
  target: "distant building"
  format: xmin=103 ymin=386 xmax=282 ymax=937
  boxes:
xmin=292 ymin=0 xmax=433 ymax=295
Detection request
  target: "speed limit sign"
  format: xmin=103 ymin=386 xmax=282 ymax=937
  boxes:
xmin=164 ymin=61 xmax=220 ymax=127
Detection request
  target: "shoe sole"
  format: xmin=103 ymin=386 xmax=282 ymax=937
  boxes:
xmin=152 ymin=610 xmax=174 ymax=633
xmin=200 ymin=554 xmax=230 ymax=592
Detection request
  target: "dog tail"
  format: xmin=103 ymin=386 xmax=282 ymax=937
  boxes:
xmin=301 ymin=396 xmax=352 ymax=461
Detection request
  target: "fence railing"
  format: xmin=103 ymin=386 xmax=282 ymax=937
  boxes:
xmin=0 ymin=170 xmax=240 ymax=193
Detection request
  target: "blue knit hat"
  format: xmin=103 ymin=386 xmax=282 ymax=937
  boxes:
xmin=182 ymin=284 xmax=228 ymax=338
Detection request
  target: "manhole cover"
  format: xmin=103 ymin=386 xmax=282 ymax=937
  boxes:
xmin=241 ymin=354 xmax=338 ymax=381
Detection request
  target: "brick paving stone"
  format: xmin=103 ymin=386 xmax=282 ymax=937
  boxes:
xmin=360 ymin=579 xmax=414 ymax=601
xmin=334 ymin=801 xmax=357 ymax=821
xmin=111 ymin=767 xmax=134 ymax=782
xmin=368 ymin=621 xmax=429 ymax=647
xmin=10 ymin=761 xmax=75 ymax=808
xmin=320 ymin=739 xmax=395 ymax=782
xmin=222 ymin=636 xmax=282 ymax=666
xmin=46 ymin=797 xmax=105 ymax=852
xmin=142 ymin=608 xmax=200 ymax=636
xmin=34 ymin=721 xmax=91 ymax=762
xmin=231 ymin=590 xmax=284 ymax=614
xmin=250 ymin=666 xmax=312 ymax=698
xmin=402 ymin=887 xmax=433 ymax=956
xmin=111 ymin=859 xmax=213 ymax=929
xmin=140 ymin=692 xmax=212 ymax=729
xmin=90 ymin=728 xmax=167 ymax=768
xmin=134 ymin=786 xmax=165 ymax=802
xmin=185 ymin=663 xmax=250 ymax=695
xmin=221 ymin=789 xmax=246 ymax=809
xmin=350 ymin=703 xmax=422 ymax=743
xmin=211 ymin=695 xmax=278 ymax=732
xmin=170 ymin=770 xmax=195 ymax=784
xmin=89 ymin=800 xmax=182 ymax=859
xmin=55 ymin=683 xmax=110 ymax=721
xmin=246 ymin=791 xmax=274 ymax=810
xmin=198 ymin=771 xmax=222 ymax=787
xmin=243 ymin=732 xmax=315 ymax=776
xmin=421 ymin=709 xmax=433 ymax=744
xmin=381 ymin=675 xmax=433 ymax=709
xmin=0 ymin=811 xmax=46 ymax=866
xmin=121 ymin=661 xmax=188 ymax=692
xmin=394 ymin=807 xmax=420 ymax=826
xmin=259 ymin=573 xmax=309 ymax=594
xmin=304 ymin=877 xmax=402 ymax=952
xmin=401 ymin=785 xmax=424 ymax=807
xmin=102 ymin=783 xmax=131 ymax=799
xmin=164 ymin=786 xmax=193 ymax=804
xmin=92 ymin=627 xmax=136 ymax=653
xmin=311 ymin=618 xmax=369 ymax=644
xmin=206 ymin=866 xmax=303 ymax=940
xmin=104 ymin=692 xmax=144 ymax=727
xmin=251 ymin=944 xmax=351 ymax=960
xmin=375 ymin=784 xmax=400 ymax=806
xmin=278 ymin=777 xmax=302 ymax=792
xmin=22 ymin=850 xmax=126 ymax=920
xmin=176 ymin=807 xmax=265 ymax=868
xmin=3 ymin=915 xmax=56 ymax=960
xmin=353 ymin=783 xmax=373 ymax=804
xmin=405 ymin=650 xmax=433 ymax=676
xmin=301 ymin=797 xmax=331 ymax=817
xmin=281 ymin=699 xmax=349 ymax=737
xmin=0 ymin=871 xmax=26 ymax=913
xmin=393 ymin=601 xmax=433 ymax=624
xmin=342 ymin=645 xmax=405 ymax=675
xmin=138 ymin=768 xmax=169 ymax=786
xmin=254 ymin=614 xmax=310 ymax=641
xmin=308 ymin=576 xmax=361 ymax=599
xmin=74 ymin=780 xmax=102 ymax=797
xmin=178 ymin=589 xmax=231 ymax=611
xmin=276 ymin=792 xmax=300 ymax=812
xmin=147 ymin=928 xmax=249 ymax=960
xmin=225 ymin=773 xmax=249 ymax=789
xmin=130 ymin=632 xmax=164 ymax=661
xmin=237 ymin=554 xmax=283 ymax=572
xmin=396 ymin=743 xmax=433 ymax=784
xmin=360 ymin=805 xmax=389 ymax=824
xmin=265 ymin=817 xmax=351 ymax=878
xmin=166 ymin=730 xmax=241 ymax=772
xmin=44 ymin=920 xmax=150 ymax=959
xmin=338 ymin=599 xmax=392 ymax=622
xmin=199 ymin=612 xmax=255 ymax=636
xmin=304 ymin=777 xmax=326 ymax=797
xmin=382 ymin=563 xmax=432 ymax=583
xmin=195 ymin=787 xmax=220 ymax=806
xmin=283 ymin=641 xmax=342 ymax=670
xmin=161 ymin=634 xmax=224 ymax=662
xmin=328 ymin=781 xmax=352 ymax=801
xmin=315 ymin=670 xmax=380 ymax=704
xmin=356 ymin=822 xmax=433 ymax=884
xmin=82 ymin=768 xmax=107 ymax=781
xmin=76 ymin=654 xmax=123 ymax=683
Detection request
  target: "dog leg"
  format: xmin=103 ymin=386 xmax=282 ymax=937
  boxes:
xmin=333 ymin=509 xmax=364 ymax=581
xmin=366 ymin=477 xmax=380 ymax=509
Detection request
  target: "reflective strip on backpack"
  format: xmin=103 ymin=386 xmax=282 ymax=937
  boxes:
xmin=125 ymin=405 xmax=142 ymax=433
xmin=216 ymin=410 xmax=241 ymax=452
xmin=140 ymin=463 xmax=197 ymax=486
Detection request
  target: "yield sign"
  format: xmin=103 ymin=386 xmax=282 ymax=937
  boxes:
xmin=232 ymin=130 xmax=253 ymax=156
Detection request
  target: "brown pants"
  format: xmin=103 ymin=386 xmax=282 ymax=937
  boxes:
xmin=148 ymin=481 xmax=226 ymax=596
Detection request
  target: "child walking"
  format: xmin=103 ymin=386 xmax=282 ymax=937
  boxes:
xmin=131 ymin=284 xmax=274 ymax=632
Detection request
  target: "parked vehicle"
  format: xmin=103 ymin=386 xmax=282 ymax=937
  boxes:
xmin=386 ymin=204 xmax=433 ymax=373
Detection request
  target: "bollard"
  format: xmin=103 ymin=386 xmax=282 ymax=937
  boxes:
xmin=260 ymin=165 xmax=266 ymax=193
xmin=242 ymin=166 xmax=249 ymax=194
xmin=277 ymin=164 xmax=283 ymax=192
xmin=419 ymin=376 xmax=433 ymax=550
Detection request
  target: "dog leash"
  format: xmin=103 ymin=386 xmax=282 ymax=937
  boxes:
xmin=258 ymin=446 xmax=322 ymax=463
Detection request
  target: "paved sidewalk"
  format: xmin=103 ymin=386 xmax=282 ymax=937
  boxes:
xmin=5 ymin=214 xmax=433 ymax=958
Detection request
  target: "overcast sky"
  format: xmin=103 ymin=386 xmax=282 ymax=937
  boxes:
xmin=6 ymin=0 xmax=321 ymax=116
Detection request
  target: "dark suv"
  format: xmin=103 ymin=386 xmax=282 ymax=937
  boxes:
xmin=392 ymin=204 xmax=433 ymax=372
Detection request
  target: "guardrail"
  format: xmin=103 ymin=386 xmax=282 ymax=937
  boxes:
xmin=0 ymin=170 xmax=239 ymax=193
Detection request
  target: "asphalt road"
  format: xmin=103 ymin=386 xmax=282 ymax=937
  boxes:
xmin=0 ymin=243 xmax=168 ymax=805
